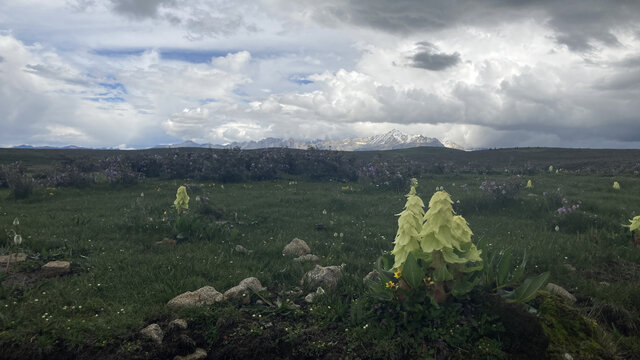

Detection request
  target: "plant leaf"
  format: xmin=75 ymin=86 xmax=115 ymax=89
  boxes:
xmin=402 ymin=252 xmax=424 ymax=289
xmin=507 ymin=271 xmax=550 ymax=303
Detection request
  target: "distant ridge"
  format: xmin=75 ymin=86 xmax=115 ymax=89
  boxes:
xmin=9 ymin=130 xmax=466 ymax=151
xmin=154 ymin=129 xmax=463 ymax=151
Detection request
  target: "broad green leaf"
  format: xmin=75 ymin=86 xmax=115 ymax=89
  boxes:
xmin=497 ymin=249 xmax=513 ymax=287
xmin=507 ymin=271 xmax=550 ymax=303
xmin=402 ymin=252 xmax=424 ymax=289
xmin=433 ymin=265 xmax=454 ymax=282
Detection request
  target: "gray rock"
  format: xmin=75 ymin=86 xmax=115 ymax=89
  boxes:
xmin=168 ymin=318 xmax=188 ymax=333
xmin=545 ymin=283 xmax=576 ymax=303
xmin=363 ymin=270 xmax=381 ymax=284
xmin=301 ymin=265 xmax=342 ymax=291
xmin=174 ymin=348 xmax=207 ymax=360
xmin=176 ymin=334 xmax=196 ymax=355
xmin=140 ymin=323 xmax=163 ymax=344
xmin=235 ymin=245 xmax=253 ymax=255
xmin=304 ymin=293 xmax=315 ymax=303
xmin=40 ymin=261 xmax=71 ymax=277
xmin=167 ymin=286 xmax=224 ymax=309
xmin=282 ymin=238 xmax=311 ymax=257
xmin=223 ymin=277 xmax=266 ymax=303
xmin=293 ymin=254 xmax=320 ymax=263
xmin=0 ymin=253 xmax=27 ymax=265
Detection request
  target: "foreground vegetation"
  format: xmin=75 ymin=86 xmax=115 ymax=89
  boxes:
xmin=1 ymin=147 xmax=639 ymax=359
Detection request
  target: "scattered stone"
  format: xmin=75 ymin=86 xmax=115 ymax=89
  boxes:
xmin=283 ymin=287 xmax=303 ymax=297
xmin=40 ymin=261 xmax=71 ymax=277
xmin=168 ymin=318 xmax=188 ymax=333
xmin=223 ymin=277 xmax=266 ymax=303
xmin=234 ymin=244 xmax=253 ymax=255
xmin=174 ymin=348 xmax=207 ymax=360
xmin=0 ymin=253 xmax=27 ymax=265
xmin=282 ymin=238 xmax=311 ymax=257
xmin=176 ymin=334 xmax=197 ymax=355
xmin=563 ymin=263 xmax=576 ymax=272
xmin=363 ymin=270 xmax=381 ymax=284
xmin=293 ymin=254 xmax=320 ymax=263
xmin=167 ymin=286 xmax=224 ymax=309
xmin=304 ymin=293 xmax=315 ymax=303
xmin=563 ymin=353 xmax=574 ymax=360
xmin=545 ymin=283 xmax=576 ymax=303
xmin=156 ymin=238 xmax=177 ymax=247
xmin=140 ymin=323 xmax=163 ymax=344
xmin=301 ymin=265 xmax=342 ymax=291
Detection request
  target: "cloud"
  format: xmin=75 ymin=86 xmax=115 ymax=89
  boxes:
xmin=263 ymin=0 xmax=640 ymax=53
xmin=110 ymin=0 xmax=176 ymax=19
xmin=409 ymin=42 xmax=460 ymax=71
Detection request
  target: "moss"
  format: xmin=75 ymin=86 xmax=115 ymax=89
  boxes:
xmin=534 ymin=291 xmax=609 ymax=360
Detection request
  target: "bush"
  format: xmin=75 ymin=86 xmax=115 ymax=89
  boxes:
xmin=1 ymin=162 xmax=35 ymax=199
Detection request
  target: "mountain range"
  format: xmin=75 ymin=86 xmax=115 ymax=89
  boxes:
xmin=155 ymin=130 xmax=465 ymax=151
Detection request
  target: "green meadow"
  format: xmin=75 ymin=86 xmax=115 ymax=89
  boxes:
xmin=1 ymin=148 xmax=640 ymax=359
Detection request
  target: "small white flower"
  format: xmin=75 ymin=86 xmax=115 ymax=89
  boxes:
xmin=140 ymin=192 xmax=144 ymax=197
xmin=322 ymin=209 xmax=327 ymax=215
xmin=555 ymin=225 xmax=560 ymax=232
xmin=13 ymin=218 xmax=19 ymax=226
xmin=13 ymin=234 xmax=22 ymax=246
xmin=339 ymin=233 xmax=344 ymax=238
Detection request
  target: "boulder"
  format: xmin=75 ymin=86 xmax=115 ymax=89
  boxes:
xmin=223 ymin=277 xmax=266 ymax=303
xmin=167 ymin=286 xmax=224 ymax=309
xmin=302 ymin=265 xmax=342 ymax=291
xmin=282 ymin=238 xmax=310 ymax=257
xmin=362 ymin=270 xmax=381 ymax=284
xmin=234 ymin=245 xmax=253 ymax=255
xmin=174 ymin=348 xmax=207 ymax=360
xmin=293 ymin=254 xmax=320 ymax=263
xmin=140 ymin=323 xmax=163 ymax=344
xmin=40 ymin=261 xmax=71 ymax=277
xmin=545 ymin=283 xmax=576 ymax=303
xmin=168 ymin=318 xmax=188 ymax=333
xmin=0 ymin=253 xmax=27 ymax=265
xmin=175 ymin=334 xmax=197 ymax=355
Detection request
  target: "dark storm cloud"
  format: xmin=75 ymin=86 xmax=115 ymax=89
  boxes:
xmin=410 ymin=42 xmax=460 ymax=71
xmin=284 ymin=0 xmax=640 ymax=53
xmin=110 ymin=0 xmax=176 ymax=19
xmin=0 ymin=55 xmax=4 ymax=63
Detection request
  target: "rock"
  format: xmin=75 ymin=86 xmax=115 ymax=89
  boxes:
xmin=563 ymin=263 xmax=576 ymax=272
xmin=40 ymin=261 xmax=71 ymax=277
xmin=234 ymin=245 xmax=253 ymax=255
xmin=223 ymin=277 xmax=266 ymax=303
xmin=0 ymin=253 xmax=27 ymax=265
xmin=282 ymin=238 xmax=311 ymax=257
xmin=293 ymin=254 xmax=320 ymax=263
xmin=174 ymin=348 xmax=207 ymax=360
xmin=168 ymin=318 xmax=188 ymax=333
xmin=363 ymin=270 xmax=381 ymax=284
xmin=301 ymin=265 xmax=342 ymax=291
xmin=545 ymin=283 xmax=576 ymax=303
xmin=563 ymin=353 xmax=574 ymax=360
xmin=304 ymin=293 xmax=315 ymax=303
xmin=167 ymin=286 xmax=224 ymax=309
xmin=283 ymin=287 xmax=303 ymax=297
xmin=176 ymin=334 xmax=197 ymax=355
xmin=140 ymin=323 xmax=163 ymax=344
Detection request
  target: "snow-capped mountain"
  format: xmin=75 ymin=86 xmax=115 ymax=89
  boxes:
xmin=154 ymin=130 xmax=458 ymax=151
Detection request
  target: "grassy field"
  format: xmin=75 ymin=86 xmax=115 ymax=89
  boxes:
xmin=1 ymin=148 xmax=640 ymax=359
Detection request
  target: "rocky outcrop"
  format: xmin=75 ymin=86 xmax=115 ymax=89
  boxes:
xmin=167 ymin=286 xmax=224 ymax=309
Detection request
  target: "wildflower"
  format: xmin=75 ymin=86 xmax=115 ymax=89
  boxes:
xmin=549 ymin=165 xmax=553 ymax=172
xmin=13 ymin=234 xmax=22 ymax=246
xmin=174 ymin=186 xmax=190 ymax=212
xmin=554 ymin=225 xmax=560 ymax=232
xmin=624 ymin=216 xmax=640 ymax=232
xmin=13 ymin=218 xmax=19 ymax=226
xmin=385 ymin=281 xmax=395 ymax=288
xmin=394 ymin=268 xmax=402 ymax=279
xmin=140 ymin=192 xmax=144 ymax=197
xmin=322 ymin=209 xmax=327 ymax=215
xmin=526 ymin=180 xmax=532 ymax=188
xmin=613 ymin=181 xmax=620 ymax=190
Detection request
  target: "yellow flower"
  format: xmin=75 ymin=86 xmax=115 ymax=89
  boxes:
xmin=548 ymin=165 xmax=553 ymax=172
xmin=394 ymin=268 xmax=402 ymax=279
xmin=613 ymin=181 xmax=620 ymax=190
xmin=385 ymin=281 xmax=395 ymax=288
xmin=174 ymin=186 xmax=190 ymax=212
xmin=526 ymin=180 xmax=532 ymax=188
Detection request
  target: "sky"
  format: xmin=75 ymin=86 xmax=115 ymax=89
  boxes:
xmin=1 ymin=0 xmax=640 ymax=149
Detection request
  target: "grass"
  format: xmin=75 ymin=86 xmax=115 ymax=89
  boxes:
xmin=1 ymin=152 xmax=640 ymax=358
